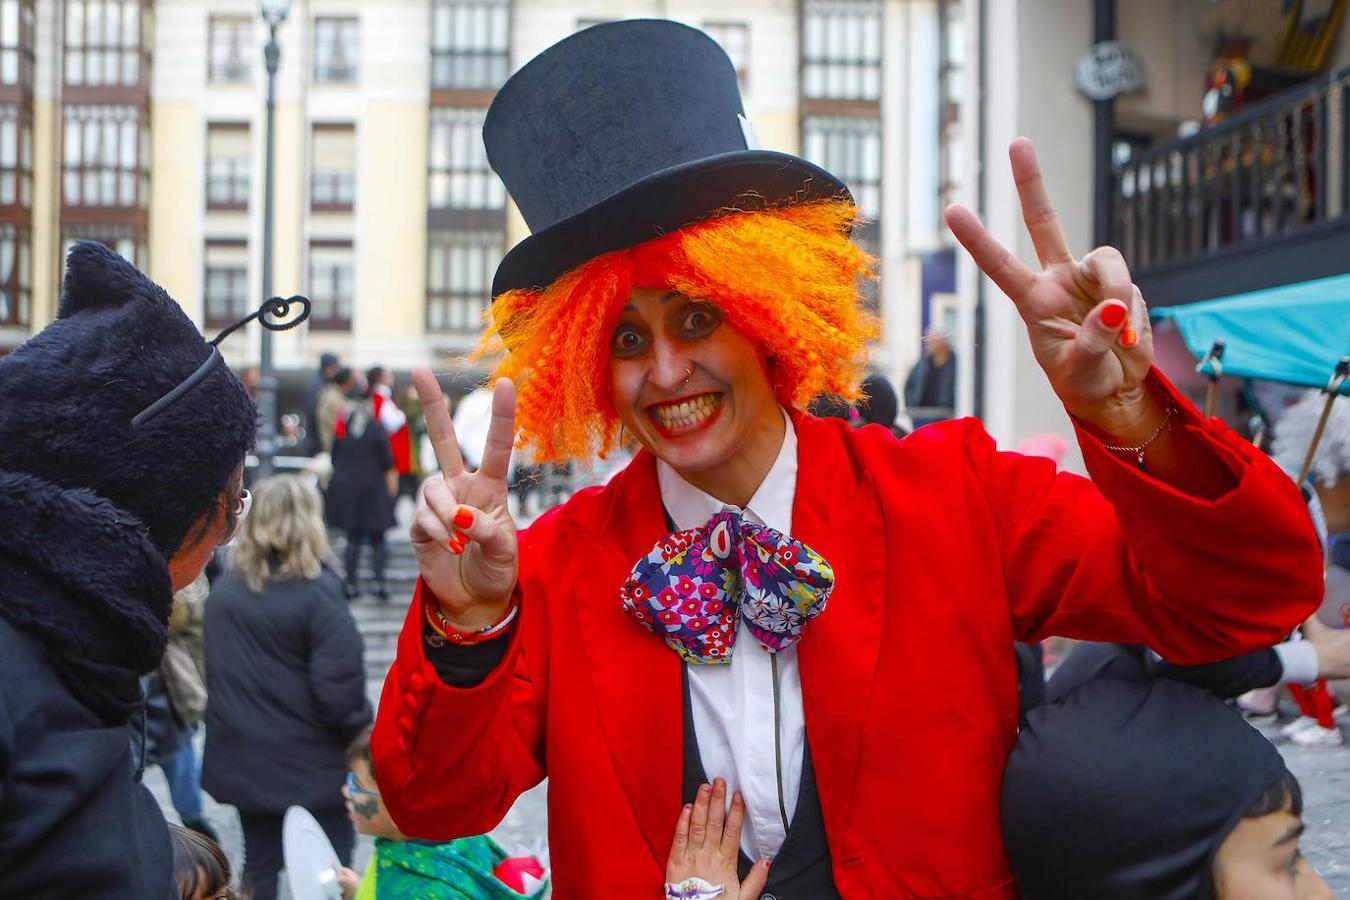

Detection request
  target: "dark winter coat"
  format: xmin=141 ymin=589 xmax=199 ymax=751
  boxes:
xmin=202 ymin=568 xmax=372 ymax=815
xmin=326 ymin=403 xmax=396 ymax=534
xmin=903 ymin=353 xmax=957 ymax=416
xmin=0 ymin=472 xmax=176 ymax=900
xmin=0 ymin=240 xmax=255 ymax=899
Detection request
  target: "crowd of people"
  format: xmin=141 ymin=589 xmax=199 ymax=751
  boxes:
xmin=1 ymin=17 xmax=1348 ymax=900
xmin=296 ymin=357 xmax=429 ymax=601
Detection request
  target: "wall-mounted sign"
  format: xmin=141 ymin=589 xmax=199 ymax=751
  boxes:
xmin=1073 ymin=41 xmax=1146 ymax=101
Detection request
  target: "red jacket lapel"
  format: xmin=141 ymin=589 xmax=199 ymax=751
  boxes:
xmin=572 ymin=452 xmax=685 ymax=868
xmin=791 ymin=414 xmax=888 ymax=862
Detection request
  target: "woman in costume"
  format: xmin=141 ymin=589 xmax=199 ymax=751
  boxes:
xmin=371 ymin=20 xmax=1323 ymax=898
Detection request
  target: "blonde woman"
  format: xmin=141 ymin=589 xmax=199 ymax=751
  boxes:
xmin=202 ymin=475 xmax=372 ymax=900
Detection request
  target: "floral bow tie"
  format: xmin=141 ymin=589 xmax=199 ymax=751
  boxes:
xmin=620 ymin=508 xmax=835 ymax=664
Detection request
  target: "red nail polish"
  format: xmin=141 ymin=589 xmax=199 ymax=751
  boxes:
xmin=1100 ymin=303 xmax=1127 ymax=328
xmin=1121 ymin=328 xmax=1138 ymax=347
xmin=453 ymin=507 xmax=474 ymax=529
xmin=447 ymin=537 xmax=464 ymax=554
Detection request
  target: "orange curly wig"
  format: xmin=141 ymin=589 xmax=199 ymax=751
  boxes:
xmin=476 ymin=200 xmax=878 ymax=463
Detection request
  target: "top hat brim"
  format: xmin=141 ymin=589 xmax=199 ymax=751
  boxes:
xmin=490 ymin=150 xmax=850 ymax=297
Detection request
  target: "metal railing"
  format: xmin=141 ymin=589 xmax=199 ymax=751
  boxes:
xmin=1112 ymin=66 xmax=1349 ymax=275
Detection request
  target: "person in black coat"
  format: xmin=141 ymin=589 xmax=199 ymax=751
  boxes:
xmin=326 ymin=398 xmax=397 ymax=599
xmin=304 ymin=351 xmax=341 ymax=455
xmin=0 ymin=243 xmax=257 ymax=899
xmin=202 ymin=474 xmax=372 ymax=900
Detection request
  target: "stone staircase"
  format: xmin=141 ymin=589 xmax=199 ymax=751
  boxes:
xmin=331 ymin=533 xmax=420 ymax=710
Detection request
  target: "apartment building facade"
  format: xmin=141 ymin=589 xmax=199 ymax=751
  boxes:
xmin=2 ymin=0 xmax=959 ymax=414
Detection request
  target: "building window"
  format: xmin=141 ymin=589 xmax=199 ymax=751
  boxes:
xmin=431 ymin=0 xmax=509 ymax=91
xmin=64 ymin=0 xmax=145 ymax=88
xmin=62 ymin=224 xmax=144 ymax=267
xmin=313 ymin=17 xmax=358 ymax=84
xmin=208 ymin=16 xmax=252 ymax=83
xmin=802 ymin=114 xmax=881 ymax=219
xmin=206 ymin=123 xmax=250 ymax=210
xmin=203 ymin=240 xmax=249 ymax=327
xmin=0 ymin=223 xmax=29 ymax=326
xmin=0 ymin=0 xmax=34 ymax=87
xmin=703 ymin=22 xmax=748 ymax=89
xmin=802 ymin=114 xmax=881 ymax=307
xmin=0 ymin=103 xmax=31 ymax=207
xmin=802 ymin=0 xmax=882 ymax=103
xmin=428 ymin=107 xmax=503 ymax=211
xmin=62 ymin=104 xmax=148 ymax=207
xmin=308 ymin=241 xmax=352 ymax=329
xmin=427 ymin=228 xmax=501 ymax=332
xmin=310 ymin=124 xmax=354 ymax=211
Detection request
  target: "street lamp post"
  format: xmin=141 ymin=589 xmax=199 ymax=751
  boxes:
xmin=255 ymin=0 xmax=292 ymax=481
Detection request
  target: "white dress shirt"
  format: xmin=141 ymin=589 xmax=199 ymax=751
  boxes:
xmin=656 ymin=409 xmax=803 ymax=863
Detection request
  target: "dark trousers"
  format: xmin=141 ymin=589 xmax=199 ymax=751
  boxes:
xmin=238 ymin=806 xmax=354 ymax=900
xmin=343 ymin=530 xmax=388 ymax=592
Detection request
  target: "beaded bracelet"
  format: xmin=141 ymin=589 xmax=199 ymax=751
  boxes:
xmin=424 ymin=596 xmax=519 ymax=646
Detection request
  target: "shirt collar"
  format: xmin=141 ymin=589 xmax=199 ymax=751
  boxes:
xmin=656 ymin=408 xmax=798 ymax=534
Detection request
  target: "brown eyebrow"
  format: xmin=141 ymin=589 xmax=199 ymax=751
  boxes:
xmin=1272 ymin=822 xmax=1305 ymax=848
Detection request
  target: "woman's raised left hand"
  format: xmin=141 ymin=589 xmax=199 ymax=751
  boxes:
xmin=945 ymin=138 xmax=1160 ymax=442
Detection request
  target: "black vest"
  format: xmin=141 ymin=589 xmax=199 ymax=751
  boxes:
xmin=681 ymin=665 xmax=840 ymax=899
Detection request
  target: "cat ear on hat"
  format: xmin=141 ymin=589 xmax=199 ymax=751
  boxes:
xmin=57 ymin=241 xmax=156 ymax=318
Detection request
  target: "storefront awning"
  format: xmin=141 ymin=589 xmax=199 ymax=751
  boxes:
xmin=1151 ymin=272 xmax=1350 ymax=395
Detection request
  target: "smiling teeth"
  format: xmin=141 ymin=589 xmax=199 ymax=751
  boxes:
xmin=652 ymin=394 xmax=719 ymax=430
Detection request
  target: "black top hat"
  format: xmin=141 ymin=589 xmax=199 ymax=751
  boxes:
xmin=484 ymin=19 xmax=851 ymax=297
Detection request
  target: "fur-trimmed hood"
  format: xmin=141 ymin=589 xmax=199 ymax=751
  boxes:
xmin=0 ymin=468 xmax=171 ymax=720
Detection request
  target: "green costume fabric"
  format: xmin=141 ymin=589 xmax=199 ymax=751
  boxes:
xmin=369 ymin=835 xmax=547 ymax=899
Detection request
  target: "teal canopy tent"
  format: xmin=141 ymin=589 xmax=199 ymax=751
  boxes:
xmin=1151 ymin=272 xmax=1350 ymax=395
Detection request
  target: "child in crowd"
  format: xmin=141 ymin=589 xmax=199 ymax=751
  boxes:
xmin=1002 ymin=677 xmax=1333 ymax=899
xmin=168 ymin=823 xmax=236 ymax=900
xmin=337 ymin=726 xmax=548 ymax=899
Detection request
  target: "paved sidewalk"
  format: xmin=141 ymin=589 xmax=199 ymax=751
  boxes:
xmin=1281 ymin=737 xmax=1350 ymax=892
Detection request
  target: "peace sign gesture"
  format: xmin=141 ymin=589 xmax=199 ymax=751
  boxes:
xmin=946 ymin=138 xmax=1160 ymax=440
xmin=410 ymin=368 xmax=519 ymax=629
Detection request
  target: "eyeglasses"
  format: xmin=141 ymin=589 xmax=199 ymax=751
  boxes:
xmin=346 ymin=771 xmax=379 ymax=799
xmin=216 ymin=489 xmax=251 ymax=546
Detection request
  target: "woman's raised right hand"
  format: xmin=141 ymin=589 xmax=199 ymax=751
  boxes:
xmin=409 ymin=368 xmax=519 ymax=630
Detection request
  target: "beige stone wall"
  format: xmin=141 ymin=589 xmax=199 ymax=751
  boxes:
xmin=148 ymin=101 xmax=205 ymax=318
xmin=356 ymin=102 xmax=428 ymax=341
xmin=28 ymin=98 xmax=58 ymax=330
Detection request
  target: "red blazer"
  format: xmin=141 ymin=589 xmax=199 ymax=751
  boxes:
xmin=373 ymin=380 xmax=1321 ymax=898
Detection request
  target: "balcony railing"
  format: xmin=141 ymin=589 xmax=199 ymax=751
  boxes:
xmin=1112 ymin=66 xmax=1349 ymax=302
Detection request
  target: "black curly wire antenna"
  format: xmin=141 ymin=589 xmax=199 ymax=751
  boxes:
xmin=132 ymin=295 xmax=312 ymax=427
xmin=210 ymin=294 xmax=311 ymax=347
